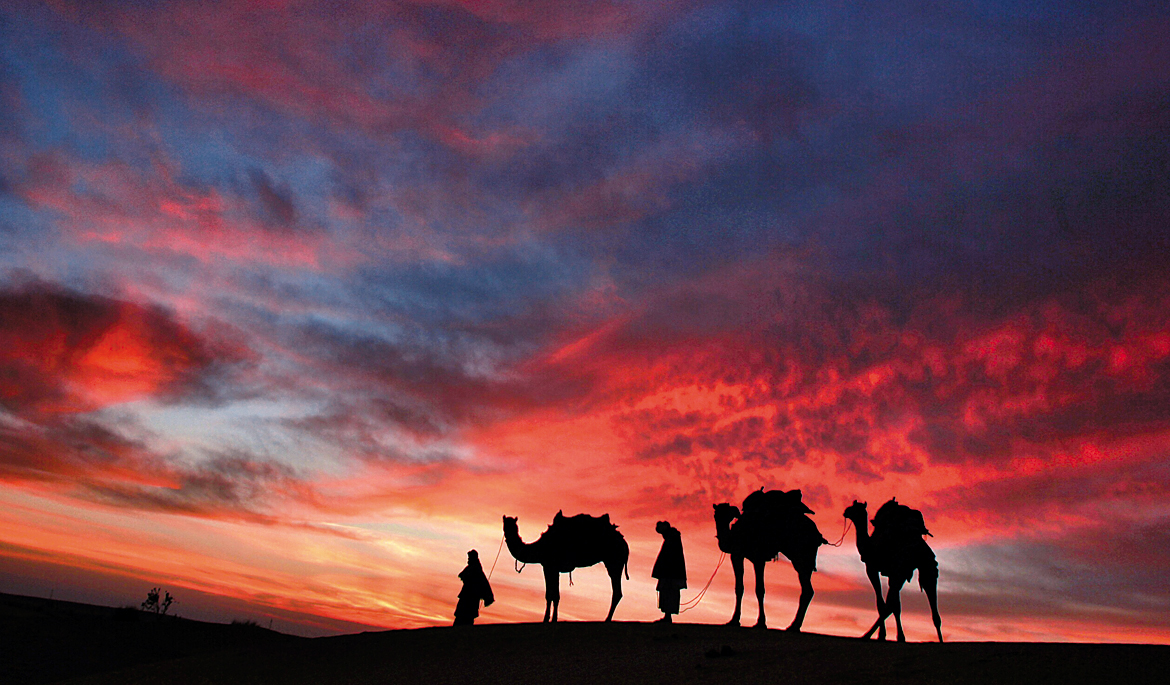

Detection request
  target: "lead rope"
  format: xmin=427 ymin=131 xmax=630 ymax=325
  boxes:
xmin=487 ymin=533 xmax=506 ymax=580
xmin=678 ymin=551 xmax=727 ymax=613
xmin=826 ymin=518 xmax=852 ymax=547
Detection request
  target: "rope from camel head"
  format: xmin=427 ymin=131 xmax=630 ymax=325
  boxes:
xmin=679 ymin=551 xmax=727 ymax=613
xmin=488 ymin=532 xmax=506 ymax=580
xmin=825 ymin=517 xmax=852 ymax=547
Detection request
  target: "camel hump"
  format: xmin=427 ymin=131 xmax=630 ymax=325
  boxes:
xmin=872 ymin=499 xmax=931 ymax=538
xmin=743 ymin=488 xmax=815 ymax=517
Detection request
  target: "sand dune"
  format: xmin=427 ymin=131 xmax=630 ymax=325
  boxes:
xmin=6 ymin=592 xmax=1167 ymax=684
xmin=66 ymin=621 xmax=1170 ymax=685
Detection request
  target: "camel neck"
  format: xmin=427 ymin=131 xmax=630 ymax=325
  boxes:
xmin=714 ymin=518 xmax=736 ymax=553
xmin=504 ymin=528 xmax=544 ymax=564
xmin=848 ymin=516 xmax=870 ymax=551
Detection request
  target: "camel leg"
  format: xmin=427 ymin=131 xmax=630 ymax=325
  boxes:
xmin=861 ymin=576 xmax=893 ymax=640
xmin=921 ymin=564 xmax=943 ymax=642
xmin=727 ymin=555 xmax=744 ymax=626
xmin=752 ymin=559 xmax=767 ymax=629
xmin=543 ymin=566 xmax=560 ymax=623
xmin=787 ymin=565 xmax=814 ymax=633
xmin=866 ymin=566 xmax=887 ymax=640
xmin=604 ymin=561 xmax=623 ymax=622
xmin=885 ymin=578 xmax=906 ymax=642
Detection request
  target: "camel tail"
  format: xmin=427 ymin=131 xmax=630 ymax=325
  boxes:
xmin=624 ymin=560 xmax=629 ymax=580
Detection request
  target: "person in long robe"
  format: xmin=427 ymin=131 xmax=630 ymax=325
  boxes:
xmin=454 ymin=550 xmax=494 ymax=626
xmin=652 ymin=521 xmax=687 ymax=623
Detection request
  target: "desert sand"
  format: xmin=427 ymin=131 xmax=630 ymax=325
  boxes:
xmin=73 ymin=621 xmax=1170 ymax=685
xmin=5 ymin=592 xmax=1167 ymax=684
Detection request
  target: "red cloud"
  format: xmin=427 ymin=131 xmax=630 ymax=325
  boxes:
xmin=501 ymin=252 xmax=1170 ymax=528
xmin=0 ymin=283 xmax=309 ymax=527
xmin=0 ymin=282 xmax=246 ymax=416
xmin=49 ymin=0 xmax=657 ymax=155
xmin=12 ymin=152 xmax=350 ymax=269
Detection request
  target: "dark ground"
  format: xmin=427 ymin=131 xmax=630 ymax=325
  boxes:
xmin=4 ymin=592 xmax=1168 ymax=684
xmin=0 ymin=592 xmax=297 ymax=684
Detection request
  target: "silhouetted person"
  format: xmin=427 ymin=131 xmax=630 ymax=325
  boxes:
xmin=454 ymin=550 xmax=493 ymax=626
xmin=652 ymin=521 xmax=687 ymax=623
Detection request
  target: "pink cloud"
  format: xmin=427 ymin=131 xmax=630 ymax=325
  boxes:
xmin=0 ymin=281 xmax=247 ymax=417
xmin=13 ymin=151 xmax=357 ymax=269
xmin=49 ymin=0 xmax=661 ymax=155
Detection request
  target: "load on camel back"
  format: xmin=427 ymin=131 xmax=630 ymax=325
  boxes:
xmin=742 ymin=488 xmax=815 ymax=517
xmin=542 ymin=511 xmax=628 ymax=572
xmin=866 ymin=498 xmax=933 ymax=580
xmin=739 ymin=488 xmax=825 ymax=563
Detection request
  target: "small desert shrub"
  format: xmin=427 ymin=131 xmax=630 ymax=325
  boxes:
xmin=141 ymin=588 xmax=176 ymax=615
xmin=231 ymin=618 xmax=261 ymax=629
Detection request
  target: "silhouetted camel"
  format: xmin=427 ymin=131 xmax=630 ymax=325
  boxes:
xmin=843 ymin=499 xmax=943 ymax=642
xmin=503 ymin=511 xmax=629 ymax=622
xmin=712 ymin=489 xmax=828 ymax=630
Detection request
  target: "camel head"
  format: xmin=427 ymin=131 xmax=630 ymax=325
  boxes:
xmin=843 ymin=500 xmax=867 ymax=523
xmin=502 ymin=515 xmax=519 ymax=538
xmin=712 ymin=503 xmax=741 ymax=526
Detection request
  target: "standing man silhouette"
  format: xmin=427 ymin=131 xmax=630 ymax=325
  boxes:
xmin=454 ymin=550 xmax=494 ymax=626
xmin=652 ymin=521 xmax=687 ymax=623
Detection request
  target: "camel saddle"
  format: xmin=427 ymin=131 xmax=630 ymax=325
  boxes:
xmin=742 ymin=488 xmax=816 ymax=518
xmin=548 ymin=510 xmax=618 ymax=534
xmin=868 ymin=498 xmax=932 ymax=566
xmin=541 ymin=511 xmax=622 ymax=571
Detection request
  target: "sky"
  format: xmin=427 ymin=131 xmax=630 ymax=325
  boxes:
xmin=1 ymin=0 xmax=1169 ymax=642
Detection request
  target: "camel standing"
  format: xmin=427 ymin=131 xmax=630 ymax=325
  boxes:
xmin=502 ymin=512 xmax=629 ymax=622
xmin=712 ymin=489 xmax=828 ymax=630
xmin=843 ymin=500 xmax=943 ymax=642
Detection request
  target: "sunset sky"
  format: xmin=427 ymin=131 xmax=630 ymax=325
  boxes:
xmin=1 ymin=0 xmax=1169 ymax=642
